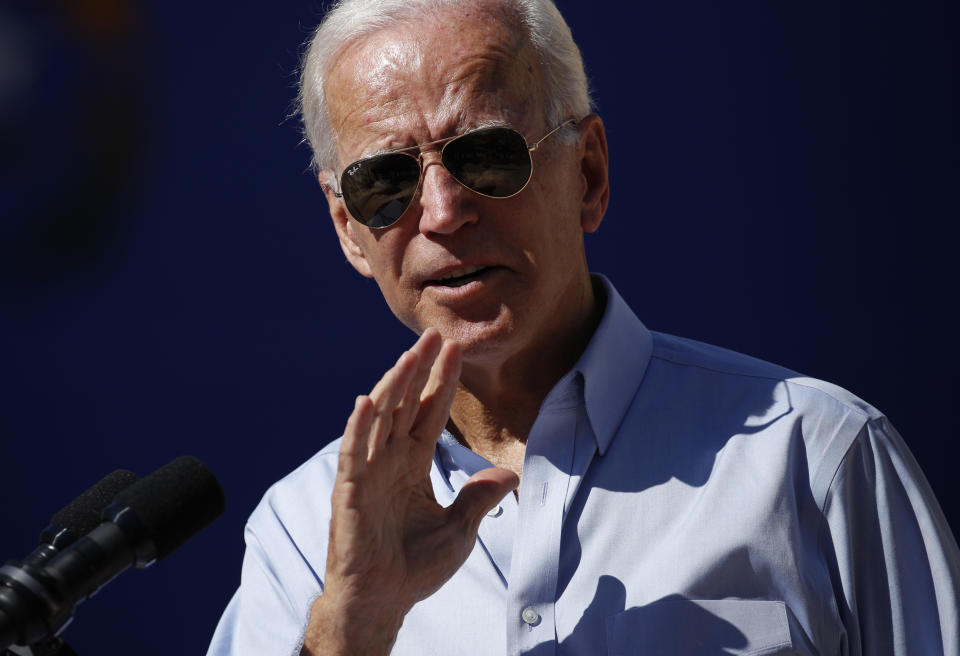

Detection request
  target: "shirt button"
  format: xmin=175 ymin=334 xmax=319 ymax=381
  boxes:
xmin=487 ymin=504 xmax=502 ymax=517
xmin=521 ymin=607 xmax=540 ymax=625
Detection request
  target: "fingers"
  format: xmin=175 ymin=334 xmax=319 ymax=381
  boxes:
xmin=366 ymin=349 xmax=418 ymax=458
xmin=344 ymin=329 xmax=453 ymax=466
xmin=392 ymin=330 xmax=444 ymax=436
xmin=411 ymin=338 xmax=462 ymax=443
xmin=367 ymin=329 xmax=447 ymax=456
xmin=450 ymin=467 xmax=519 ymax=531
xmin=338 ymin=395 xmax=375 ymax=483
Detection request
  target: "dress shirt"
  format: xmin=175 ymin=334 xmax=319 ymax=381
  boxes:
xmin=208 ymin=276 xmax=960 ymax=655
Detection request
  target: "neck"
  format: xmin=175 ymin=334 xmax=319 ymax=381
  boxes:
xmin=448 ymin=276 xmax=605 ymax=476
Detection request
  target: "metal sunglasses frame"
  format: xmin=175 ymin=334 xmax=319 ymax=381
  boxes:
xmin=332 ymin=118 xmax=578 ymax=228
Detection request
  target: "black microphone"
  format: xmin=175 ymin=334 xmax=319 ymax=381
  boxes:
xmin=0 ymin=456 xmax=225 ymax=650
xmin=21 ymin=470 xmax=141 ymax=570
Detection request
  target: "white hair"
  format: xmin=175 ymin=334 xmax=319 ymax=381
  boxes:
xmin=297 ymin=0 xmax=594 ymax=173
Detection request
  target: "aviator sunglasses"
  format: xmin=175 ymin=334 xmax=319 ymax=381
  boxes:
xmin=333 ymin=119 xmax=577 ymax=228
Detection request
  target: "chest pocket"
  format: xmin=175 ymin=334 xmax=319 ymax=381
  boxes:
xmin=605 ymin=598 xmax=796 ymax=655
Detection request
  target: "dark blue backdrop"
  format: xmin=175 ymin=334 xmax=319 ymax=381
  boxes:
xmin=1 ymin=1 xmax=956 ymax=653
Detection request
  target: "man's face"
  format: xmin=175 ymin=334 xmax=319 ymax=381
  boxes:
xmin=323 ymin=6 xmax=604 ymax=365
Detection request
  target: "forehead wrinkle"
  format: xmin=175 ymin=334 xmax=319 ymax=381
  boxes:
xmin=326 ymin=6 xmax=542 ymax=166
xmin=352 ymin=68 xmax=518 ymax=155
xmin=361 ymin=44 xmax=521 ymax=120
xmin=333 ymin=43 xmax=421 ymax=126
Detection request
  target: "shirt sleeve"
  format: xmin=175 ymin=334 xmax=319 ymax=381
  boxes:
xmin=206 ymin=519 xmax=321 ymax=656
xmin=821 ymin=416 xmax=960 ymax=655
xmin=206 ymin=453 xmax=336 ymax=656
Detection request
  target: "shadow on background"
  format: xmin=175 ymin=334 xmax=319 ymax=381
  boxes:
xmin=0 ymin=0 xmax=956 ymax=653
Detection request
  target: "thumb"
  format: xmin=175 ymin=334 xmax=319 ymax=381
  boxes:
xmin=450 ymin=467 xmax=519 ymax=531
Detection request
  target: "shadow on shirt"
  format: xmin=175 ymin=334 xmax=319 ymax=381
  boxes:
xmin=526 ymin=576 xmax=796 ymax=655
xmin=533 ymin=371 xmax=860 ymax=653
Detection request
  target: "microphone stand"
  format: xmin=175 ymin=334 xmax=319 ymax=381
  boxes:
xmin=4 ymin=637 xmax=78 ymax=656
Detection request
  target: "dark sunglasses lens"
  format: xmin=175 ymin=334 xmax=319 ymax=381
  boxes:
xmin=341 ymin=154 xmax=421 ymax=227
xmin=442 ymin=128 xmax=531 ymax=197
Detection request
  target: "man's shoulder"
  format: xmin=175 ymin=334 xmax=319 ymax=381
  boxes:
xmin=246 ymin=438 xmax=343 ymax=533
xmin=271 ymin=438 xmax=342 ymax=493
xmin=647 ymin=330 xmax=883 ymax=422
xmin=642 ymin=330 xmax=888 ymax=503
xmin=649 ymin=330 xmax=797 ymax=380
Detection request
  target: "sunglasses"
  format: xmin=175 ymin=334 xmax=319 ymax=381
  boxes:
xmin=332 ymin=119 xmax=577 ymax=228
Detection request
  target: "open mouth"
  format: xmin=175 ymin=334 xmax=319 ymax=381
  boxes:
xmin=427 ymin=265 xmax=492 ymax=288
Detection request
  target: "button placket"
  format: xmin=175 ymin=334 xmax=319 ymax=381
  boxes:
xmin=505 ymin=403 xmax=577 ymax=656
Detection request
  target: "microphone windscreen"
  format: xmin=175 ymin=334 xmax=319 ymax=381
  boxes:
xmin=47 ymin=470 xmax=141 ymax=543
xmin=113 ymin=456 xmax=225 ymax=560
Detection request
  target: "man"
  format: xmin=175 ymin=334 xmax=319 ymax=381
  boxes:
xmin=208 ymin=0 xmax=960 ymax=654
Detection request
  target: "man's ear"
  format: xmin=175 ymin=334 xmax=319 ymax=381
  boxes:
xmin=320 ymin=172 xmax=374 ymax=278
xmin=577 ymin=115 xmax=610 ymax=234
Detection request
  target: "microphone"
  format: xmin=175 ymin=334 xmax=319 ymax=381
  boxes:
xmin=21 ymin=470 xmax=141 ymax=569
xmin=0 ymin=456 xmax=225 ymax=651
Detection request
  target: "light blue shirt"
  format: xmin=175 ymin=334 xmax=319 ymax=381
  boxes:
xmin=208 ymin=277 xmax=960 ymax=655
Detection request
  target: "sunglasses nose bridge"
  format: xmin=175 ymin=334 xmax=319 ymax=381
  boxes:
xmin=415 ymin=153 xmax=481 ymax=235
xmin=418 ymin=148 xmax=442 ymax=168
xmin=419 ymin=150 xmax=462 ymax=189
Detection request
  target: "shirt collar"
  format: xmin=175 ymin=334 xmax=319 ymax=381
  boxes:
xmin=573 ymin=274 xmax=653 ymax=455
xmin=437 ymin=274 xmax=653 ymax=470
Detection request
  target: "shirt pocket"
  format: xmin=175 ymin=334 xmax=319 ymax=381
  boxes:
xmin=605 ymin=598 xmax=796 ymax=656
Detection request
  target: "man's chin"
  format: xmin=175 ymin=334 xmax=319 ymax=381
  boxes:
xmin=425 ymin=316 xmax=519 ymax=361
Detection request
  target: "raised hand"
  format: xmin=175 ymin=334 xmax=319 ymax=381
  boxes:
xmin=302 ymin=329 xmax=519 ymax=656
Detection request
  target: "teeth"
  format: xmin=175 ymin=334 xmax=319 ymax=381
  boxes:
xmin=437 ymin=265 xmax=484 ymax=281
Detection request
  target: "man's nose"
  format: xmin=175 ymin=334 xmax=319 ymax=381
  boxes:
xmin=416 ymin=154 xmax=479 ymax=235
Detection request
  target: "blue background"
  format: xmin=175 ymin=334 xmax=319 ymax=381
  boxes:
xmin=1 ymin=0 xmax=956 ymax=653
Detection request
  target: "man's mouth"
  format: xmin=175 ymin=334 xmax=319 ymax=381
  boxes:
xmin=426 ymin=265 xmax=491 ymax=288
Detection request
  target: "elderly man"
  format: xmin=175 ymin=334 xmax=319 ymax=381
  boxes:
xmin=208 ymin=0 xmax=960 ymax=654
